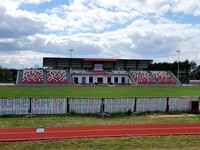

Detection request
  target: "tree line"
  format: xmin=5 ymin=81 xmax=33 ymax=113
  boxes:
xmin=0 ymin=67 xmax=18 ymax=83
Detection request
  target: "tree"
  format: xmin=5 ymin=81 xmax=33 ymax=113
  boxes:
xmin=197 ymin=71 xmax=200 ymax=80
xmin=190 ymin=60 xmax=197 ymax=71
xmin=0 ymin=67 xmax=17 ymax=83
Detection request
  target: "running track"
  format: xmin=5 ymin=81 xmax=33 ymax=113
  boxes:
xmin=0 ymin=123 xmax=200 ymax=142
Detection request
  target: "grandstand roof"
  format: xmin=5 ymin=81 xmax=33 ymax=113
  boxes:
xmin=83 ymin=58 xmax=117 ymax=62
xmin=43 ymin=57 xmax=153 ymax=70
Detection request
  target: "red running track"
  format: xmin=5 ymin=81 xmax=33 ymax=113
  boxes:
xmin=0 ymin=123 xmax=200 ymax=142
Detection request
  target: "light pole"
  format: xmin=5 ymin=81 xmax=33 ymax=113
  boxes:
xmin=69 ymin=49 xmax=74 ymax=73
xmin=176 ymin=50 xmax=181 ymax=79
xmin=70 ymin=49 xmax=74 ymax=58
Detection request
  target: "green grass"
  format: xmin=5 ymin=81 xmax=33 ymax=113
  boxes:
xmin=0 ymin=86 xmax=200 ymax=98
xmin=1 ymin=136 xmax=200 ymax=150
xmin=0 ymin=113 xmax=200 ymax=128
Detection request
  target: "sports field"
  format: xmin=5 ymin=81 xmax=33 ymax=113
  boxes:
xmin=0 ymin=86 xmax=200 ymax=98
xmin=0 ymin=86 xmax=200 ymax=149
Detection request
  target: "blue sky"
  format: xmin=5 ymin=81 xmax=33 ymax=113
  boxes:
xmin=19 ymin=0 xmax=69 ymax=13
xmin=0 ymin=0 xmax=200 ymax=69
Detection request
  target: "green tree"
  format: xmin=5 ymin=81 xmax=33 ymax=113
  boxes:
xmin=0 ymin=67 xmax=17 ymax=83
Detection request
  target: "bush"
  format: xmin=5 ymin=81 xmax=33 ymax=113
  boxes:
xmin=126 ymin=109 xmax=132 ymax=115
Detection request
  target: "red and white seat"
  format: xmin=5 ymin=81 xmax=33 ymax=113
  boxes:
xmin=47 ymin=70 xmax=68 ymax=83
xmin=131 ymin=71 xmax=154 ymax=83
xmin=22 ymin=70 xmax=43 ymax=83
xmin=151 ymin=71 xmax=175 ymax=84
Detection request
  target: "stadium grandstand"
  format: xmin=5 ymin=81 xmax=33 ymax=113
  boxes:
xmin=16 ymin=57 xmax=181 ymax=86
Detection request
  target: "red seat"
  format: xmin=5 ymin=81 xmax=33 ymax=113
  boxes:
xmin=22 ymin=70 xmax=43 ymax=83
xmin=151 ymin=71 xmax=175 ymax=84
xmin=47 ymin=70 xmax=68 ymax=83
xmin=131 ymin=71 xmax=154 ymax=83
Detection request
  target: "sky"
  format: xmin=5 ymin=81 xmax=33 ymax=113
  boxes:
xmin=0 ymin=0 xmax=200 ymax=69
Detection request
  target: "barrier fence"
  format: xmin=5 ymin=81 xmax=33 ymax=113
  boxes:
xmin=31 ymin=98 xmax=67 ymax=114
xmin=104 ymin=98 xmax=135 ymax=113
xmin=69 ymin=98 xmax=102 ymax=114
xmin=0 ymin=97 xmax=199 ymax=115
xmin=136 ymin=98 xmax=166 ymax=112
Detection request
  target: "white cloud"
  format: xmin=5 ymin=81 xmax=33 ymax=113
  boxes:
xmin=0 ymin=0 xmax=20 ymax=10
xmin=95 ymin=0 xmax=200 ymax=16
xmin=0 ymin=0 xmax=52 ymax=10
xmin=56 ymin=2 xmax=134 ymax=33
xmin=0 ymin=7 xmax=47 ymax=38
xmin=171 ymin=0 xmax=200 ymax=16
xmin=0 ymin=0 xmax=200 ymax=68
xmin=0 ymin=50 xmax=59 ymax=69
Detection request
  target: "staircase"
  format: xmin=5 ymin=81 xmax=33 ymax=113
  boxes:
xmin=167 ymin=70 xmax=182 ymax=86
xmin=67 ymin=71 xmax=73 ymax=85
xmin=43 ymin=70 xmax=48 ymax=85
xmin=16 ymin=70 xmax=23 ymax=85
xmin=148 ymin=71 xmax=159 ymax=86
xmin=128 ymin=72 xmax=135 ymax=83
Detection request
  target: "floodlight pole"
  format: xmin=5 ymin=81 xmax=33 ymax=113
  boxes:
xmin=70 ymin=49 xmax=74 ymax=58
xmin=177 ymin=50 xmax=181 ymax=80
xmin=69 ymin=49 xmax=74 ymax=73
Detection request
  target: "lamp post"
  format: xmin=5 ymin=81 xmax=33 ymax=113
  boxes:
xmin=70 ymin=49 xmax=74 ymax=58
xmin=176 ymin=50 xmax=181 ymax=79
xmin=69 ymin=49 xmax=74 ymax=73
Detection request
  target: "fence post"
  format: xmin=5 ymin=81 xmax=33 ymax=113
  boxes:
xmin=100 ymin=98 xmax=105 ymax=118
xmin=166 ymin=97 xmax=169 ymax=112
xmin=28 ymin=98 xmax=32 ymax=114
xmin=67 ymin=98 xmax=69 ymax=114
xmin=134 ymin=97 xmax=137 ymax=112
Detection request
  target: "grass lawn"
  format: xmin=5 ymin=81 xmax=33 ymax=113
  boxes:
xmin=0 ymin=86 xmax=200 ymax=98
xmin=1 ymin=114 xmax=200 ymax=128
xmin=1 ymin=135 xmax=200 ymax=150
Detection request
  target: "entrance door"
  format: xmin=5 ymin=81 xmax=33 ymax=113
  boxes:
xmin=114 ymin=77 xmax=118 ymax=84
xmin=122 ymin=77 xmax=125 ymax=83
xmin=107 ymin=77 xmax=111 ymax=84
xmin=89 ymin=77 xmax=93 ymax=84
xmin=97 ymin=77 xmax=103 ymax=84
xmin=82 ymin=77 xmax=86 ymax=84
xmin=74 ymin=77 xmax=78 ymax=84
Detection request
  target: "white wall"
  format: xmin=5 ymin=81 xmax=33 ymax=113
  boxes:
xmin=72 ymin=75 xmax=131 ymax=84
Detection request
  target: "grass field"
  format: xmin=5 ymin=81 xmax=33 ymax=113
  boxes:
xmin=0 ymin=86 xmax=200 ymax=98
xmin=1 ymin=113 xmax=200 ymax=128
xmin=1 ymin=135 xmax=200 ymax=150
